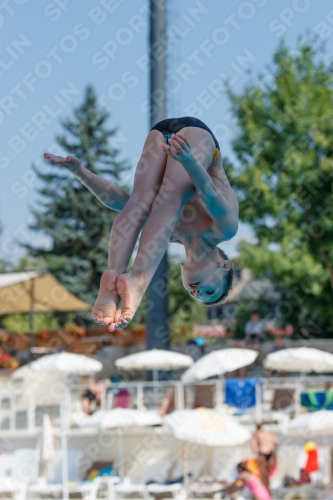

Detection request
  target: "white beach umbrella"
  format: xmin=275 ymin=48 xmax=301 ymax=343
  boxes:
xmin=116 ymin=349 xmax=193 ymax=384
xmin=263 ymin=347 xmax=333 ymax=373
xmin=37 ymin=413 xmax=57 ymax=481
xmin=12 ymin=352 xmax=102 ymax=378
xmin=115 ymin=349 xmax=193 ymax=371
xmin=12 ymin=353 xmax=100 ymax=500
xmin=80 ymin=408 xmax=162 ymax=428
xmin=164 ymin=408 xmax=250 ymax=500
xmin=181 ymin=348 xmax=258 ymax=384
xmin=282 ymin=410 xmax=333 ymax=437
xmin=163 ymin=408 xmax=251 ymax=447
xmin=39 ymin=413 xmax=56 ymax=463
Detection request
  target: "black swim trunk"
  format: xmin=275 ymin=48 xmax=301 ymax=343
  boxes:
xmin=151 ymin=116 xmax=220 ymax=161
xmin=259 ymin=452 xmax=273 ymax=461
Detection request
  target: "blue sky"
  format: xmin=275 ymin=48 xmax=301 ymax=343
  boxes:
xmin=1 ymin=0 xmax=332 ymax=262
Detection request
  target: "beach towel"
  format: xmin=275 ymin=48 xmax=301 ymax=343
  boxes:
xmin=301 ymin=389 xmax=333 ymax=411
xmin=225 ymin=378 xmax=261 ymax=409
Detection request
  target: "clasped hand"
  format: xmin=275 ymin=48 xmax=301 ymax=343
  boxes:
xmin=160 ymin=132 xmax=193 ymax=163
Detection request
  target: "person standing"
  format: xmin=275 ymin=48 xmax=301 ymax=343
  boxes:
xmin=251 ymin=423 xmax=278 ymax=490
xmin=245 ymin=311 xmax=266 ymax=347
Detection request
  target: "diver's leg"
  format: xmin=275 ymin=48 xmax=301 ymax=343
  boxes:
xmin=92 ymin=130 xmax=168 ymax=325
xmin=111 ymin=127 xmax=215 ymax=331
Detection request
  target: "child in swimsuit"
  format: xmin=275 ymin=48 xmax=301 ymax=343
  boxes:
xmin=223 ymin=462 xmax=271 ymax=500
xmin=44 ymin=116 xmax=239 ymax=331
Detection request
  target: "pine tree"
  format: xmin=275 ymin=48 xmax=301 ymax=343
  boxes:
xmin=28 ymin=86 xmax=128 ymax=323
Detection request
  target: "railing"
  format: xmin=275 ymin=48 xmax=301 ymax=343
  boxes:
xmin=1 ymin=375 xmax=333 ymax=433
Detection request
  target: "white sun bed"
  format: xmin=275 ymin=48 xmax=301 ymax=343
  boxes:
xmin=0 ymin=448 xmax=39 ymax=500
xmin=113 ymin=460 xmax=172 ymax=499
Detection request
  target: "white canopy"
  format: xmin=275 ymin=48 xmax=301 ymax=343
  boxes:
xmin=80 ymin=409 xmax=162 ymax=429
xmin=181 ymin=348 xmax=258 ymax=384
xmin=282 ymin=410 xmax=333 ymax=437
xmin=115 ymin=349 xmax=193 ymax=371
xmin=0 ymin=271 xmax=90 ymax=314
xmin=264 ymin=347 xmax=333 ymax=373
xmin=163 ymin=408 xmax=251 ymax=447
xmin=12 ymin=352 xmax=102 ymax=378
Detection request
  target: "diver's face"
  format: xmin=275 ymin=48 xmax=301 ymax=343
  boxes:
xmin=181 ymin=258 xmax=228 ymax=304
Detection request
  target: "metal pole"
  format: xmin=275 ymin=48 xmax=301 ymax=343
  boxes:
xmin=215 ymin=376 xmax=224 ymax=410
xmin=176 ymin=381 xmax=184 ymax=410
xmin=255 ymin=382 xmax=262 ymax=423
xmin=137 ymin=383 xmax=144 ymax=411
xmin=29 ymin=279 xmax=35 ymax=351
xmin=28 ymin=389 xmax=35 ymax=432
xmin=60 ymin=401 xmax=69 ymax=500
xmin=147 ymin=0 xmax=170 ymax=352
xmin=182 ymin=443 xmax=190 ymax=500
xmin=117 ymin=429 xmax=125 ymax=478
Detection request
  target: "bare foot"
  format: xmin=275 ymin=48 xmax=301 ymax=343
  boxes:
xmin=109 ymin=272 xmax=145 ymax=332
xmin=92 ymin=270 xmax=120 ymax=326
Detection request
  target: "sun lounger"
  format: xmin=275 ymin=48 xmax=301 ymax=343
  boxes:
xmin=113 ymin=460 xmax=173 ymax=499
xmin=190 ymin=481 xmax=223 ymax=498
xmin=0 ymin=454 xmax=15 ymax=478
xmin=260 ymin=388 xmax=295 ymax=425
xmin=0 ymin=454 xmax=18 ymax=498
xmin=0 ymin=449 xmax=39 ymax=499
xmin=194 ymin=385 xmax=215 ymax=408
xmin=147 ymin=482 xmax=185 ymax=500
xmin=170 ymin=459 xmax=204 ymax=483
xmin=143 ymin=459 xmax=184 ymax=499
xmin=271 ymin=389 xmax=295 ymax=411
xmin=114 ymin=481 xmax=151 ymax=499
xmin=147 ymin=460 xmax=203 ymax=500
xmin=28 ymin=449 xmax=83 ymax=497
xmin=275 ymin=484 xmax=316 ymax=499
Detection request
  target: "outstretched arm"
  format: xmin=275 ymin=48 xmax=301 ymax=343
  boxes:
xmin=44 ymin=154 xmax=130 ymax=212
xmin=162 ymin=134 xmax=238 ymax=240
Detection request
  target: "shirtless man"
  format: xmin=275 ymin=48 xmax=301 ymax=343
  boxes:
xmin=44 ymin=117 xmax=238 ymax=331
xmin=251 ymin=423 xmax=278 ymax=489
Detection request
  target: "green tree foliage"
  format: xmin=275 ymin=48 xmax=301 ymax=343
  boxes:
xmin=227 ymin=42 xmax=333 ymax=336
xmin=27 ymin=86 xmax=128 ymax=323
xmin=2 ymin=313 xmax=60 ymax=334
